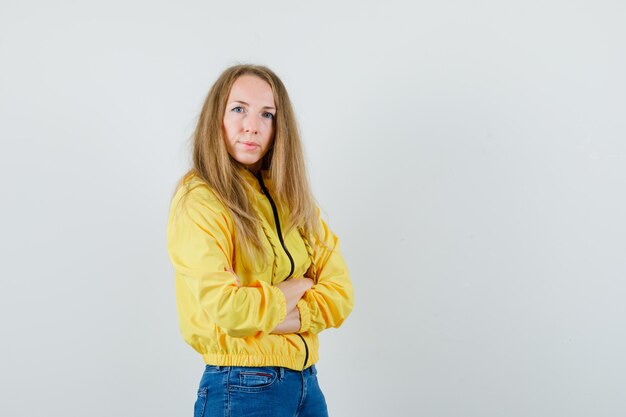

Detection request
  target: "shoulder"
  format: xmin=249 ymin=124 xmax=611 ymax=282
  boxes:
xmin=169 ymin=173 xmax=230 ymax=223
xmin=174 ymin=172 xmax=219 ymax=201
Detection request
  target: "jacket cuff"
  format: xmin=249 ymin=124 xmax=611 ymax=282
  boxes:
xmin=296 ymin=299 xmax=311 ymax=333
xmin=270 ymin=285 xmax=288 ymax=329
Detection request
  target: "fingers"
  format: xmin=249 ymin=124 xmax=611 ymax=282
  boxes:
xmin=225 ymin=267 xmax=242 ymax=287
xmin=302 ymin=278 xmax=315 ymax=290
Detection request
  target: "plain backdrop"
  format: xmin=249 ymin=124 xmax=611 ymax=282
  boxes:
xmin=1 ymin=1 xmax=625 ymax=416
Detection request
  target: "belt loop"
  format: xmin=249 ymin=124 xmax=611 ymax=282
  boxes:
xmin=278 ymin=367 xmax=284 ymax=380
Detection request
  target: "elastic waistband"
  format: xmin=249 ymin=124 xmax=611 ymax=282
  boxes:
xmin=202 ymin=351 xmax=319 ymax=371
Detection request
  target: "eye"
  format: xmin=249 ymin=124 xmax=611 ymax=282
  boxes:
xmin=232 ymin=106 xmax=245 ymax=113
xmin=262 ymin=112 xmax=275 ymax=120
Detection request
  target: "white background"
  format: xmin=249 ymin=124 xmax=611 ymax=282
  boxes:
xmin=1 ymin=1 xmax=625 ymax=416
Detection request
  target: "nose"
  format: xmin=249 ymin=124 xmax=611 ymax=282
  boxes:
xmin=243 ymin=114 xmax=259 ymax=135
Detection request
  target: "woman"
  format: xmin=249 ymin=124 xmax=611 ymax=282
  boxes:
xmin=167 ymin=64 xmax=354 ymax=416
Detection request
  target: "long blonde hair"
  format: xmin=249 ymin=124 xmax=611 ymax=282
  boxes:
xmin=177 ymin=64 xmax=321 ymax=260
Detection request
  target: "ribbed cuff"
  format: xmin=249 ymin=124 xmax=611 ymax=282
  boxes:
xmin=296 ymin=299 xmax=311 ymax=333
xmin=270 ymin=286 xmax=287 ymax=328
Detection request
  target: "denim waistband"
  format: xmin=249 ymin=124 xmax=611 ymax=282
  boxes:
xmin=204 ymin=364 xmax=316 ymax=377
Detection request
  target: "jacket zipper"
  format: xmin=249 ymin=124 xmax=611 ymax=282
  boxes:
xmin=256 ymin=173 xmax=308 ymax=370
xmin=296 ymin=333 xmax=309 ymax=370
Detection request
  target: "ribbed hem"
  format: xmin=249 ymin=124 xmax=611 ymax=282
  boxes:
xmin=201 ymin=352 xmax=319 ymax=372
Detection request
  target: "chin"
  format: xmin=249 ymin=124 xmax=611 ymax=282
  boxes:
xmin=235 ymin=156 xmax=262 ymax=166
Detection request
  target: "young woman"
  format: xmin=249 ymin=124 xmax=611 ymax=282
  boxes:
xmin=167 ymin=64 xmax=354 ymax=416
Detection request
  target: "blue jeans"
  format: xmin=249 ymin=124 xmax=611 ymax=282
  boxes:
xmin=193 ymin=364 xmax=328 ymax=417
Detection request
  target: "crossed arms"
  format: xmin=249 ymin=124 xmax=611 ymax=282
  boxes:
xmin=167 ymin=187 xmax=354 ymax=338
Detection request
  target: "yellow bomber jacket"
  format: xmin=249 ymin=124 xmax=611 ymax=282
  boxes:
xmin=166 ymin=169 xmax=354 ymax=371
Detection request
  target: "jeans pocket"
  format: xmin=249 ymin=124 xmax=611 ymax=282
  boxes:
xmin=230 ymin=367 xmax=278 ymax=392
xmin=194 ymin=387 xmax=208 ymax=417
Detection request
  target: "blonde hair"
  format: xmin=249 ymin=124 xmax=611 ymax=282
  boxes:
xmin=177 ymin=64 xmax=321 ymax=260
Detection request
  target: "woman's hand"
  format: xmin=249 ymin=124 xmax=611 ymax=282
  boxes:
xmin=271 ymin=306 xmax=301 ymax=334
xmin=225 ymin=270 xmax=313 ymax=335
xmin=276 ymin=278 xmax=314 ymax=313
xmin=270 ymin=278 xmax=314 ymax=334
xmin=225 ymin=267 xmax=242 ymax=287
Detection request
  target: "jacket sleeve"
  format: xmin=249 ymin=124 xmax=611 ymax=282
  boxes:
xmin=296 ymin=213 xmax=354 ymax=335
xmin=167 ymin=185 xmax=287 ymax=338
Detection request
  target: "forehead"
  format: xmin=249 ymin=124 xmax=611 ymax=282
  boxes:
xmin=227 ymin=75 xmax=275 ymax=107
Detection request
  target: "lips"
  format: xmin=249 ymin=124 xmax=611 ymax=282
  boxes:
xmin=238 ymin=141 xmax=260 ymax=149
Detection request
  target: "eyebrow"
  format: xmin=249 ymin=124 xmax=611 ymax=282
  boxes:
xmin=229 ymin=100 xmax=276 ymax=111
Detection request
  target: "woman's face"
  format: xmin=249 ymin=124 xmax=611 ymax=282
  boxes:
xmin=223 ymin=75 xmax=276 ymax=174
